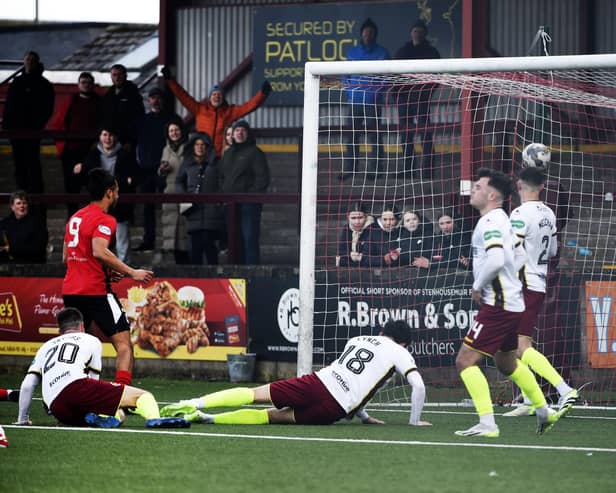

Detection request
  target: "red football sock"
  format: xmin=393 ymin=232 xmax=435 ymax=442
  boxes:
xmin=115 ymin=370 xmax=132 ymax=385
xmin=0 ymin=389 xmax=7 ymax=400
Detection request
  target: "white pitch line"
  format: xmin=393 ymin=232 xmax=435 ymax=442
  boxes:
xmin=4 ymin=424 xmax=616 ymax=453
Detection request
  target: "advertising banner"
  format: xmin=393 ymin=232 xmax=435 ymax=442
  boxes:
xmin=313 ymin=270 xmax=473 ymax=367
xmin=248 ymin=277 xmax=299 ymax=362
xmin=253 ymin=1 xmax=462 ymax=105
xmin=0 ymin=277 xmax=247 ymax=361
xmin=585 ymin=281 xmax=616 ymax=368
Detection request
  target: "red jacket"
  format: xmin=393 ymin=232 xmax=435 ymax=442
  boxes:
xmin=167 ymin=79 xmax=267 ymax=157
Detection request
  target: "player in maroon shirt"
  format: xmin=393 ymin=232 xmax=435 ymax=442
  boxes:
xmin=62 ymin=168 xmax=153 ymax=385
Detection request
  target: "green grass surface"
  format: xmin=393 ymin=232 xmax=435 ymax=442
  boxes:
xmin=1 ymin=376 xmax=615 ymax=493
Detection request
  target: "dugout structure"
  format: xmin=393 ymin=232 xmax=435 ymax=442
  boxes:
xmin=299 ymin=54 xmax=616 ymax=406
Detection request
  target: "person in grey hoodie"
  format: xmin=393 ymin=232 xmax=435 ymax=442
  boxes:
xmin=76 ymin=125 xmax=137 ymax=262
xmin=176 ymin=132 xmax=225 ymax=265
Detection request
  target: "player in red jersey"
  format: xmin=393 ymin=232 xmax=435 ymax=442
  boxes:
xmin=62 ymin=168 xmax=153 ymax=385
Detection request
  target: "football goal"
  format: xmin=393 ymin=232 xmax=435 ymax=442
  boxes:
xmin=299 ymin=54 xmax=616 ymax=407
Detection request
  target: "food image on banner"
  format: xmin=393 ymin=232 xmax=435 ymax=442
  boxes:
xmin=115 ymin=278 xmax=247 ymax=358
xmin=120 ymin=281 xmax=210 ymax=357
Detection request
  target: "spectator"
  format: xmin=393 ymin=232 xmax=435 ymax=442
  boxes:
xmin=341 ymin=18 xmax=390 ymax=181
xmin=366 ymin=204 xmax=401 ymax=268
xmin=336 ymin=201 xmax=374 ymax=267
xmin=176 ymin=132 xmax=225 ymax=265
xmin=222 ymin=125 xmax=233 ymax=155
xmin=162 ymin=66 xmax=271 ymax=158
xmin=101 ymin=64 xmax=145 ymax=155
xmin=76 ymin=126 xmax=138 ymax=262
xmin=159 ymin=116 xmax=189 ymax=264
xmin=415 ymin=211 xmax=471 ymax=271
xmin=219 ymin=120 xmax=270 ymax=265
xmin=50 ymin=71 xmax=103 ymax=218
xmin=2 ymin=51 xmax=55 ymax=193
xmin=0 ymin=191 xmax=48 ymax=263
xmin=133 ymin=88 xmax=177 ymax=252
xmin=397 ymin=209 xmax=434 ymax=268
xmin=394 ymin=19 xmax=440 ymax=179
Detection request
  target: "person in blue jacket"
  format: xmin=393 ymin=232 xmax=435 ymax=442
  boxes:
xmin=341 ymin=18 xmax=390 ymax=181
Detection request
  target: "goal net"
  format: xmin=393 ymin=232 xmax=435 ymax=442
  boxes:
xmin=299 ymin=54 xmax=616 ymax=408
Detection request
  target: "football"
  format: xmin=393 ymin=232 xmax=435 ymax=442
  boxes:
xmin=522 ymin=142 xmax=551 ymax=169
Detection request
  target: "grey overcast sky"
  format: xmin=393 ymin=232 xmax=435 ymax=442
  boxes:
xmin=0 ymin=0 xmax=159 ymax=24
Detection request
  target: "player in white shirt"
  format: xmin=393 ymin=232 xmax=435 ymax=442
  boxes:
xmin=504 ymin=167 xmax=579 ymax=417
xmin=14 ymin=307 xmax=189 ymax=429
xmin=160 ymin=320 xmax=431 ymax=427
xmin=455 ymin=168 xmax=569 ymax=438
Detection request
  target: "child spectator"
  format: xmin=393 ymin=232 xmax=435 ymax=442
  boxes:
xmin=397 ymin=209 xmax=434 ymax=268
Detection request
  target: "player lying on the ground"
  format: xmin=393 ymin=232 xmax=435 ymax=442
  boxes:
xmin=161 ymin=320 xmax=431 ymax=426
xmin=14 ymin=307 xmax=189 ymax=429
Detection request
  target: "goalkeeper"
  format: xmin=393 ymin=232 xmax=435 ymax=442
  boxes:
xmin=162 ymin=320 xmax=431 ymax=426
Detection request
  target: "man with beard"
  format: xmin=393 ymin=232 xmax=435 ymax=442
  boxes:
xmin=62 ymin=168 xmax=153 ymax=386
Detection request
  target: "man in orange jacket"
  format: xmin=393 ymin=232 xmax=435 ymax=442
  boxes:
xmin=161 ymin=66 xmax=271 ymax=158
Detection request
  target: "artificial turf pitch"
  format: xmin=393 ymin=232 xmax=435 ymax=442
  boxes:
xmin=1 ymin=377 xmax=615 ymax=493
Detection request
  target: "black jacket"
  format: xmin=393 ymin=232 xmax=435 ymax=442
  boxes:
xmin=0 ymin=213 xmax=48 ymax=263
xmin=2 ymin=68 xmax=54 ymax=130
xmin=397 ymin=222 xmax=434 ymax=266
xmin=176 ymin=133 xmax=225 ymax=232
xmin=102 ymin=81 xmax=145 ymax=145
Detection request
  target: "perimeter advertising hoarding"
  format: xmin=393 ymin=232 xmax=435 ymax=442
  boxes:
xmin=312 ymin=270 xmax=582 ymax=370
xmin=0 ymin=277 xmax=247 ymax=361
xmin=585 ymin=281 xmax=616 ymax=368
xmin=248 ymin=277 xmax=300 ymax=362
xmin=253 ymin=0 xmax=462 ymax=105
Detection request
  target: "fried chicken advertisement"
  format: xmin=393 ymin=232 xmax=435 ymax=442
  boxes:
xmin=121 ymin=281 xmax=210 ymax=357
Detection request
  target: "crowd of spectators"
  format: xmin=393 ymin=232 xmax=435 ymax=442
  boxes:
xmin=0 ymin=53 xmax=272 ymax=266
xmin=335 ymin=202 xmax=471 ymax=273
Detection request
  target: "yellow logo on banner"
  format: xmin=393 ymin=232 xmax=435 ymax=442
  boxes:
xmin=0 ymin=292 xmax=22 ymax=332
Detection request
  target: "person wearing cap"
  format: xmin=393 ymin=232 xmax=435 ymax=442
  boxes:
xmin=161 ymin=65 xmax=272 ymax=158
xmin=219 ymin=120 xmax=270 ymax=264
xmin=75 ymin=125 xmax=138 ymax=262
xmin=49 ymin=71 xmax=104 ymax=218
xmin=101 ymin=64 xmax=145 ymax=155
xmin=341 ymin=18 xmax=390 ymax=181
xmin=176 ymin=132 xmax=225 ymax=265
xmin=394 ymin=19 xmax=441 ymax=179
xmin=133 ymin=87 xmax=179 ymax=252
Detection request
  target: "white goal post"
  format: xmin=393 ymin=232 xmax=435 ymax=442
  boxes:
xmin=298 ymin=52 xmax=616 ymax=402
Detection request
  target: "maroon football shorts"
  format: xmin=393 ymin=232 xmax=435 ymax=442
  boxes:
xmin=50 ymin=378 xmax=124 ymax=426
xmin=270 ymin=372 xmax=346 ymax=425
xmin=518 ymin=288 xmax=545 ymax=338
xmin=462 ymin=304 xmax=523 ymax=356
